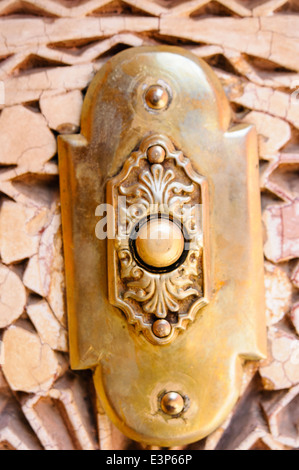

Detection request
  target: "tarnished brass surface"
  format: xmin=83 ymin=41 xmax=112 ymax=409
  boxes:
xmin=58 ymin=46 xmax=266 ymax=447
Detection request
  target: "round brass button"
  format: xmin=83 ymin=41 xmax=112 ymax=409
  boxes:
xmin=144 ymin=85 xmax=169 ymax=110
xmin=160 ymin=392 xmax=185 ymax=416
xmin=152 ymin=319 xmax=171 ymax=338
xmin=135 ymin=219 xmax=184 ymax=269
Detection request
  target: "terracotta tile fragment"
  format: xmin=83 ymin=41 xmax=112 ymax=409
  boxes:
xmin=26 ymin=299 xmax=68 ymax=352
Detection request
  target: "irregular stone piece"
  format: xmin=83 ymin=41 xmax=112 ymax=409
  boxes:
xmin=262 ymin=384 xmax=299 ymax=449
xmin=243 ymin=112 xmax=291 ymax=160
xmin=2 ymin=324 xmax=67 ymax=394
xmin=264 ymin=262 xmax=292 ymax=326
xmin=21 ymin=395 xmax=76 ymax=451
xmin=21 ymin=374 xmax=97 ymax=450
xmin=0 ymin=17 xmax=159 ymax=57
xmin=0 ymin=173 xmax=60 ymax=208
xmin=0 ymin=106 xmax=56 ymax=172
xmin=261 ymin=152 xmax=299 ymax=202
xmin=260 ymin=327 xmax=299 ymax=390
xmin=2 ymin=64 xmax=98 ymax=107
xmin=217 ymin=70 xmax=299 ymax=129
xmin=159 ymin=16 xmax=299 ymax=74
xmin=0 ymin=264 xmax=26 ymax=328
xmin=263 ymin=199 xmax=299 ymax=263
xmin=0 ymin=395 xmax=42 ymax=450
xmin=39 ymin=213 xmax=66 ymax=325
xmin=23 ymin=211 xmax=66 ymax=326
xmin=0 ymin=201 xmax=49 ymax=264
xmin=49 ymin=375 xmax=98 ymax=450
xmin=26 ymin=300 xmax=68 ymax=352
xmin=40 ymin=90 xmax=83 ymax=133
xmin=232 ymin=82 xmax=299 ymax=129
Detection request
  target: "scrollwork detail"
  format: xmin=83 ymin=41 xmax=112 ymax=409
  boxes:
xmin=107 ymin=134 xmax=209 ymax=344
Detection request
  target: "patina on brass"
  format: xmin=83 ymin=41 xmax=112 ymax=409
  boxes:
xmin=58 ymin=46 xmax=267 ymax=447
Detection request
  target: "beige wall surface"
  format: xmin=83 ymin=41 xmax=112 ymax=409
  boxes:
xmin=0 ymin=0 xmax=298 ymax=450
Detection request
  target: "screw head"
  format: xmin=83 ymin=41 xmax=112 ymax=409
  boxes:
xmin=160 ymin=392 xmax=185 ymax=416
xmin=152 ymin=319 xmax=171 ymax=338
xmin=145 ymin=85 xmax=169 ymax=110
xmin=147 ymin=145 xmax=166 ymax=164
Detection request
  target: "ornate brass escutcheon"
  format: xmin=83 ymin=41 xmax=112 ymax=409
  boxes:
xmin=107 ymin=133 xmax=210 ymax=345
xmin=58 ymin=46 xmax=267 ymax=447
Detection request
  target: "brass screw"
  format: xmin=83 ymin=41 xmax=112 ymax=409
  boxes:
xmin=147 ymin=145 xmax=166 ymax=164
xmin=145 ymin=85 xmax=169 ymax=110
xmin=160 ymin=392 xmax=185 ymax=416
xmin=152 ymin=319 xmax=171 ymax=338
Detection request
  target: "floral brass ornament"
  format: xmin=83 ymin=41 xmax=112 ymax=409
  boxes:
xmin=58 ymin=46 xmax=267 ymax=447
xmin=107 ymin=134 xmax=210 ymax=344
